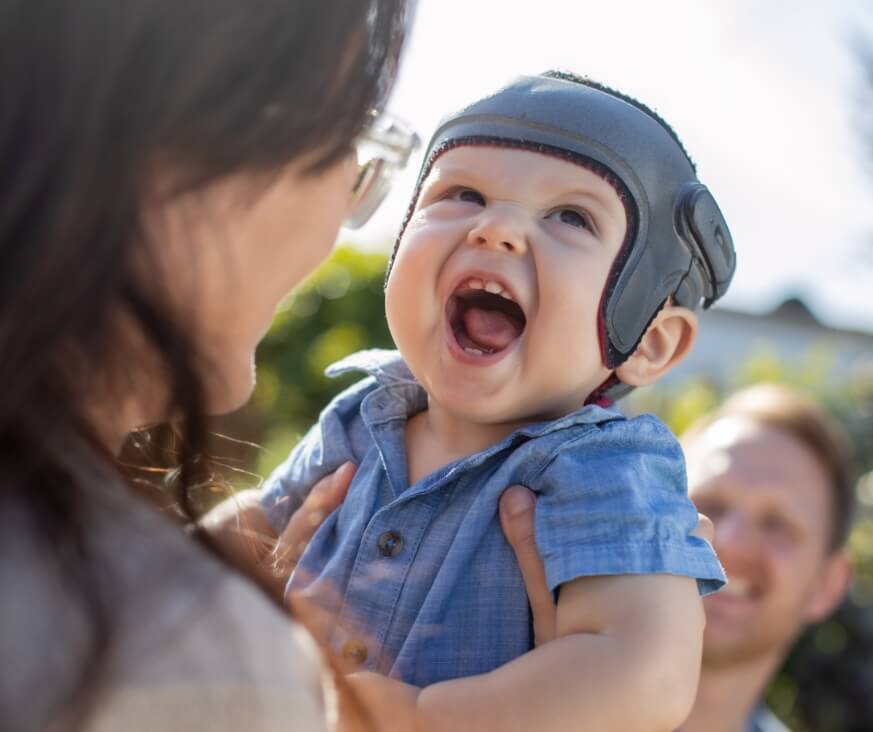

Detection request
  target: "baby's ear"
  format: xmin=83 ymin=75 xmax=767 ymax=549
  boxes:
xmin=614 ymin=304 xmax=697 ymax=387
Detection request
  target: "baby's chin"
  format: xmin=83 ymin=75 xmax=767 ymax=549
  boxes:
xmin=429 ymin=375 xmax=591 ymax=423
xmin=435 ymin=394 xmax=550 ymax=429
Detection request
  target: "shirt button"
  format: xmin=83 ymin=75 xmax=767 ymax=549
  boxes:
xmin=377 ymin=530 xmax=403 ymax=557
xmin=341 ymin=639 xmax=368 ymax=666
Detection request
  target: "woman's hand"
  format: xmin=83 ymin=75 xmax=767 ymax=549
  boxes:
xmin=346 ymin=672 xmax=420 ymax=732
xmin=498 ymin=486 xmax=557 ymax=646
xmin=498 ymin=486 xmax=715 ymax=647
xmin=199 ymin=462 xmax=356 ymax=596
xmin=270 ymin=462 xmax=357 ymax=580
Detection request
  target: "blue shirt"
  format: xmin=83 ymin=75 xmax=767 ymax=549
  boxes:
xmin=746 ymin=707 xmax=791 ymax=732
xmin=261 ymin=350 xmax=725 ymax=687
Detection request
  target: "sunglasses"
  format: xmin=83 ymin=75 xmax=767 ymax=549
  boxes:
xmin=345 ymin=111 xmax=420 ymax=229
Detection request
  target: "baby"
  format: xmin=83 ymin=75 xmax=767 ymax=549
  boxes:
xmin=262 ymin=71 xmax=736 ymax=729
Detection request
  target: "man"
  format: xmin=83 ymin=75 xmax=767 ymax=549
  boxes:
xmin=679 ymin=385 xmax=854 ymax=731
xmin=499 ymin=383 xmax=855 ymax=731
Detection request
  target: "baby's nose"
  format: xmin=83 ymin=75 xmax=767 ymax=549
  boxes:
xmin=466 ymin=206 xmax=529 ymax=255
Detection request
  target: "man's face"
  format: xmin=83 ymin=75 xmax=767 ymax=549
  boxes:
xmin=685 ymin=417 xmax=842 ymax=668
xmin=385 ymin=146 xmax=627 ymax=424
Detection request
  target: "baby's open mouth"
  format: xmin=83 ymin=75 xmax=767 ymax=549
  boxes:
xmin=446 ymin=278 xmax=527 ymax=357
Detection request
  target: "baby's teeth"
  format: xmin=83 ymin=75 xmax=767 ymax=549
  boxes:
xmin=461 ymin=277 xmax=513 ymax=300
xmin=464 ymin=347 xmax=484 ymax=356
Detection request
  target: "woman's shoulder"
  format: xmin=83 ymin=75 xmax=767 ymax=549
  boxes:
xmin=1 ymin=484 xmax=331 ymax=732
xmin=90 ymin=488 xmax=333 ymax=731
xmin=89 ymin=572 xmax=332 ymax=732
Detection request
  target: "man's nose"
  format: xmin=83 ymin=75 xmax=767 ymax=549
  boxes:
xmin=465 ymin=205 xmax=529 ymax=255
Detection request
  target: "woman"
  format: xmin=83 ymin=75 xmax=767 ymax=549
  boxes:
xmin=0 ymin=1 xmax=409 ymax=729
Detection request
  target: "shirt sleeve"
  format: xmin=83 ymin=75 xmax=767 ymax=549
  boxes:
xmin=259 ymin=384 xmax=369 ymax=535
xmin=531 ymin=415 xmax=725 ymax=596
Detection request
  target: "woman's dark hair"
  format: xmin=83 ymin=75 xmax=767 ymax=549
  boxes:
xmin=0 ymin=0 xmax=407 ymax=727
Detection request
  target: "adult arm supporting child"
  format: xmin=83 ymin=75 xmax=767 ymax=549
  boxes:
xmin=199 ymin=462 xmax=357 ymax=599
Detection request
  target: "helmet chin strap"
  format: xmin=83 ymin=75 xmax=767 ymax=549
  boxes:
xmin=584 ymin=373 xmax=621 ymax=408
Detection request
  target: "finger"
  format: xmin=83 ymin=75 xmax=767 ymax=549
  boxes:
xmin=287 ymin=589 xmax=349 ymax=654
xmin=499 ymin=485 xmax=557 ymax=646
xmin=692 ymin=512 xmax=714 ymax=544
xmin=271 ymin=462 xmax=356 ymax=573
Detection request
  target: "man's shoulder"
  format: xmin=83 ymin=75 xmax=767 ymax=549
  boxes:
xmin=747 ymin=706 xmax=792 ymax=732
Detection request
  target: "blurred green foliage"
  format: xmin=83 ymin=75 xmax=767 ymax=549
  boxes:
xmin=236 ymin=245 xmax=872 ymax=731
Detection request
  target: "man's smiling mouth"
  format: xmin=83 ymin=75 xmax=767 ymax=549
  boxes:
xmin=445 ymin=277 xmax=527 ymax=358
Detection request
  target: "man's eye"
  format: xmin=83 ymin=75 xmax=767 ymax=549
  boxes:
xmin=453 ymin=188 xmax=486 ymax=206
xmin=761 ymin=514 xmax=790 ymax=536
xmin=549 ymin=208 xmax=591 ymax=230
xmin=694 ymin=498 xmax=726 ymax=521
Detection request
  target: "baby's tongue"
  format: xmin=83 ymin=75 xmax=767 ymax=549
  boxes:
xmin=462 ymin=307 xmax=520 ymax=351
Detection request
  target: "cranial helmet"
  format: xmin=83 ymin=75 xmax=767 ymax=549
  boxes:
xmin=388 ymin=72 xmax=736 ymax=400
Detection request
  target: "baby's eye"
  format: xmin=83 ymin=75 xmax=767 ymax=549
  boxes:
xmin=449 ymin=188 xmax=486 ymax=206
xmin=547 ymin=207 xmax=592 ymax=230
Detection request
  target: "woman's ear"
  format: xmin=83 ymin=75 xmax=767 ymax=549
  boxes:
xmin=615 ymin=304 xmax=697 ymax=387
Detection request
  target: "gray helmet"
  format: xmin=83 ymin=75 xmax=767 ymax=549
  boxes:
xmin=388 ymin=72 xmax=736 ymax=397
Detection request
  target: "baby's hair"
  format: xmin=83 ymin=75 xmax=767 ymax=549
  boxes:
xmin=542 ymin=70 xmax=697 ymax=173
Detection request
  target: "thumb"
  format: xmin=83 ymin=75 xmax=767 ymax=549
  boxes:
xmin=499 ymin=485 xmax=557 ymax=646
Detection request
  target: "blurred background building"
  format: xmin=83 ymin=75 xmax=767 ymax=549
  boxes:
xmin=668 ymin=297 xmax=873 ymax=388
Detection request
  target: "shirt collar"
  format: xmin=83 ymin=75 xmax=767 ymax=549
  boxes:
xmin=326 ymin=348 xmax=417 ymax=386
xmin=326 ymin=349 xmax=625 ymax=437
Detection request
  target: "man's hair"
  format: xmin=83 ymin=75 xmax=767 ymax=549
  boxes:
xmin=683 ymin=384 xmax=856 ymax=552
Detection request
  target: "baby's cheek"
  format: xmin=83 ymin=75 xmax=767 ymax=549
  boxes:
xmin=543 ymin=287 xmax=599 ymax=352
xmin=389 ymin=230 xmax=434 ymax=281
xmin=384 ymin=278 xmax=411 ymax=334
xmin=385 ymin=273 xmax=433 ymax=355
xmin=539 ymin=309 xmax=605 ymax=393
xmin=387 ymin=259 xmax=427 ymax=316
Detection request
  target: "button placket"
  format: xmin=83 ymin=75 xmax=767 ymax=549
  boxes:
xmin=338 ymin=494 xmax=441 ymax=671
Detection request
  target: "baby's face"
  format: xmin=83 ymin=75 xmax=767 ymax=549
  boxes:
xmin=385 ymin=146 xmax=627 ymax=424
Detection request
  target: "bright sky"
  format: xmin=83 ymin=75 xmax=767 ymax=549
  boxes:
xmin=344 ymin=0 xmax=873 ymax=331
